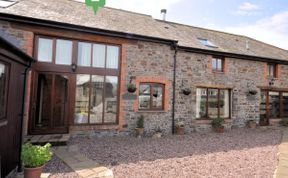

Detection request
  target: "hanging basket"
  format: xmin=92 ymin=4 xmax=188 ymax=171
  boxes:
xmin=127 ymin=83 xmax=137 ymax=93
xmin=248 ymin=90 xmax=258 ymax=95
xmin=182 ymin=88 xmax=191 ymax=95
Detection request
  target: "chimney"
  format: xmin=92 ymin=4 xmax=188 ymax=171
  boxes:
xmin=161 ymin=9 xmax=167 ymax=21
xmin=246 ymin=40 xmax=250 ymax=50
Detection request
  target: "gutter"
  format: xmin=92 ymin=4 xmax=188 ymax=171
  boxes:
xmin=0 ymin=13 xmax=177 ymax=45
xmin=17 ymin=60 xmax=32 ymax=173
xmin=171 ymin=41 xmax=178 ymax=134
xmin=179 ymin=46 xmax=288 ymax=65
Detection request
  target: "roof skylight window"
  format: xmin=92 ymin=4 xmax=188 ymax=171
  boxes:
xmin=0 ymin=0 xmax=17 ymax=8
xmin=198 ymin=38 xmax=218 ymax=48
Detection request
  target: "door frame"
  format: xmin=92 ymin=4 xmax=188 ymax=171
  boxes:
xmin=28 ymin=71 xmax=70 ymax=135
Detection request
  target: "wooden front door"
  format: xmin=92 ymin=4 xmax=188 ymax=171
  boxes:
xmin=29 ymin=72 xmax=70 ymax=134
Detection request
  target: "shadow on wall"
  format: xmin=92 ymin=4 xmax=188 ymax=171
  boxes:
xmin=70 ymin=128 xmax=281 ymax=166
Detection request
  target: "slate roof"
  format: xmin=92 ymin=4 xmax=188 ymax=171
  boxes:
xmin=0 ymin=0 xmax=288 ymax=61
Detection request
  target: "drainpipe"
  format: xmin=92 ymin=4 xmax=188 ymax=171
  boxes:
xmin=171 ymin=41 xmax=178 ymax=134
xmin=17 ymin=60 xmax=32 ymax=173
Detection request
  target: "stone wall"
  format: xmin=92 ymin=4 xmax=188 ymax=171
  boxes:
xmin=121 ymin=41 xmax=175 ymax=135
xmin=174 ymin=51 xmax=288 ymax=133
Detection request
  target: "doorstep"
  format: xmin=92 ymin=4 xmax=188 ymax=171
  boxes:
xmin=24 ymin=134 xmax=70 ymax=146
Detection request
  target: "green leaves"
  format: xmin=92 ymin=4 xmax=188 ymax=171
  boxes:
xmin=21 ymin=143 xmax=53 ymax=168
xmin=85 ymin=0 xmax=106 ymax=14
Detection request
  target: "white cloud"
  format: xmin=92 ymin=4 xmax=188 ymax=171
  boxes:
xmin=239 ymin=2 xmax=259 ymax=11
xmin=223 ymin=11 xmax=288 ymax=50
xmin=237 ymin=2 xmax=260 ymax=16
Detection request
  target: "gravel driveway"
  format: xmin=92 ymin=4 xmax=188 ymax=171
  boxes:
xmin=45 ymin=128 xmax=281 ymax=178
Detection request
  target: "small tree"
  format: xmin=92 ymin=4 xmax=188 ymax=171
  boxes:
xmin=137 ymin=115 xmax=144 ymax=128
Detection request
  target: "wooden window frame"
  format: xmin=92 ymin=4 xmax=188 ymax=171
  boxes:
xmin=34 ymin=35 xmax=121 ymax=126
xmin=0 ymin=60 xmax=10 ymax=121
xmin=197 ymin=88 xmax=231 ymax=120
xmin=212 ymin=56 xmax=224 ymax=72
xmin=268 ymin=63 xmax=277 ymax=78
xmin=138 ymin=83 xmax=165 ymax=111
xmin=261 ymin=90 xmax=288 ymax=119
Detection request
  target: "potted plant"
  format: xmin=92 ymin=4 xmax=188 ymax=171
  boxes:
xmin=280 ymin=118 xmax=288 ymax=127
xmin=135 ymin=115 xmax=144 ymax=136
xmin=127 ymin=83 xmax=137 ymax=93
xmin=182 ymin=88 xmax=191 ymax=95
xmin=153 ymin=127 xmax=162 ymax=138
xmin=22 ymin=143 xmax=53 ymax=178
xmin=247 ymin=120 xmax=257 ymax=128
xmin=175 ymin=121 xmax=185 ymax=135
xmin=211 ymin=117 xmax=225 ymax=133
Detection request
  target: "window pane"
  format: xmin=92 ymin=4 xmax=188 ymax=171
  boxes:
xmin=38 ymin=38 xmax=53 ymax=62
xmin=55 ymin=39 xmax=73 ymax=65
xmin=78 ymin=42 xmax=92 ymax=67
xmin=90 ymin=75 xmax=104 ymax=124
xmin=283 ymin=93 xmax=288 ymax=117
xmin=219 ymin=90 xmax=229 ymax=118
xmin=0 ymin=63 xmax=7 ymax=118
xmin=152 ymin=84 xmax=163 ymax=109
xmin=217 ymin=59 xmax=222 ymax=70
xmin=208 ymin=89 xmax=218 ymax=118
xmin=196 ymin=88 xmax=207 ymax=118
xmin=268 ymin=64 xmax=275 ymax=77
xmin=212 ymin=58 xmax=217 ymax=69
xmin=93 ymin=44 xmax=106 ymax=68
xmin=106 ymin=46 xmax=119 ymax=69
xmin=104 ymin=76 xmax=118 ymax=123
xmin=74 ymin=75 xmax=90 ymax=124
xmin=139 ymin=84 xmax=150 ymax=109
xmin=269 ymin=91 xmax=280 ymax=118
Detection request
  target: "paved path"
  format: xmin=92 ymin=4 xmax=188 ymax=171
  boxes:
xmin=54 ymin=145 xmax=113 ymax=178
xmin=276 ymin=128 xmax=288 ymax=178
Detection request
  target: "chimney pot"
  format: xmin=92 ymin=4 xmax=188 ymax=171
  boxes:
xmin=161 ymin=9 xmax=167 ymax=21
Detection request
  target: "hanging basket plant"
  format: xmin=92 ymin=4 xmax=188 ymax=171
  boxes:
xmin=127 ymin=83 xmax=137 ymax=93
xmin=182 ymin=88 xmax=191 ymax=95
xmin=248 ymin=89 xmax=258 ymax=95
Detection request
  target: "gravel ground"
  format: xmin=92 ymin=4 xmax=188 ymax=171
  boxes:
xmin=70 ymin=128 xmax=281 ymax=178
xmin=43 ymin=155 xmax=80 ymax=178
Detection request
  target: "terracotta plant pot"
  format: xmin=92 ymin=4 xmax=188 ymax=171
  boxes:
xmin=247 ymin=121 xmax=257 ymax=129
xmin=24 ymin=165 xmax=44 ymax=178
xmin=135 ymin=128 xmax=144 ymax=136
xmin=214 ymin=126 xmax=225 ymax=133
xmin=176 ymin=127 xmax=185 ymax=135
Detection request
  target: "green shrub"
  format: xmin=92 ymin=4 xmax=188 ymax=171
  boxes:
xmin=211 ymin=118 xmax=225 ymax=128
xmin=137 ymin=115 xmax=144 ymax=128
xmin=280 ymin=118 xmax=288 ymax=127
xmin=21 ymin=143 xmax=53 ymax=168
xmin=127 ymin=83 xmax=136 ymax=89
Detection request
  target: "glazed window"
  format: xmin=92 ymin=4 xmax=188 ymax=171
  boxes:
xmin=260 ymin=91 xmax=288 ymax=121
xmin=74 ymin=75 xmax=118 ymax=124
xmin=77 ymin=42 xmax=119 ymax=69
xmin=268 ymin=63 xmax=277 ymax=78
xmin=36 ymin=37 xmax=73 ymax=65
xmin=55 ymin=39 xmax=73 ymax=65
xmin=139 ymin=83 xmax=164 ymax=110
xmin=0 ymin=62 xmax=8 ymax=119
xmin=212 ymin=57 xmax=224 ymax=71
xmin=198 ymin=38 xmax=218 ymax=48
xmin=37 ymin=38 xmax=53 ymax=62
xmin=196 ymin=88 xmax=231 ymax=119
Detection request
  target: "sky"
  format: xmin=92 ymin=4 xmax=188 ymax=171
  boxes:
xmin=99 ymin=0 xmax=288 ymax=50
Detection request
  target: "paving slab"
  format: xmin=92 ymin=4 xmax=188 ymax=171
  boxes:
xmin=54 ymin=145 xmax=113 ymax=178
xmin=276 ymin=128 xmax=288 ymax=178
